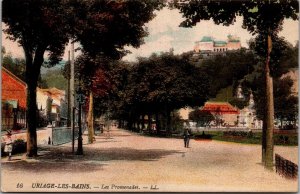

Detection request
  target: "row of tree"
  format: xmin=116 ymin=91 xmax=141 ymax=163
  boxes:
xmin=174 ymin=0 xmax=298 ymax=168
xmin=3 ymin=0 xmax=298 ymax=171
xmin=76 ymin=35 xmax=298 ymax=131
xmin=74 ymin=52 xmax=209 ymax=136
xmin=3 ymin=0 xmax=165 ymax=156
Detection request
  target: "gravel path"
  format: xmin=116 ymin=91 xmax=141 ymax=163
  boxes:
xmin=1 ymin=127 xmax=298 ymax=192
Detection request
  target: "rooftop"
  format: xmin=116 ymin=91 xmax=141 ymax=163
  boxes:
xmin=198 ymin=35 xmax=240 ymax=44
xmin=201 ymin=101 xmax=240 ymax=114
xmin=38 ymin=87 xmax=65 ymax=100
xmin=200 ymin=36 xmax=214 ymax=42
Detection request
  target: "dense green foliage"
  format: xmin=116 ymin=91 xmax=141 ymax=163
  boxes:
xmin=2 ymin=52 xmax=26 ymax=81
xmin=3 ymin=0 xmax=76 ymax=156
xmin=189 ymin=109 xmax=214 ymax=127
xmin=86 ymin=52 xmax=210 ymax=136
xmin=71 ymin=0 xmax=165 ymax=59
xmin=175 ymin=0 xmax=298 ymax=134
xmin=3 ymin=0 xmax=165 ymax=156
xmin=242 ymin=40 xmax=298 ymax=127
xmin=2 ymin=47 xmax=48 ymax=88
xmin=41 ymin=69 xmax=68 ymax=90
xmin=274 ymin=77 xmax=298 ymax=128
xmin=188 ymin=49 xmax=258 ymax=98
xmin=175 ymin=0 xmax=298 ymax=34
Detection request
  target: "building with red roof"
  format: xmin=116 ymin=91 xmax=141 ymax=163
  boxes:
xmin=2 ymin=67 xmax=27 ymax=109
xmin=2 ymin=67 xmax=27 ymax=130
xmin=201 ymin=101 xmax=240 ymax=114
xmin=201 ymin=102 xmax=240 ymax=127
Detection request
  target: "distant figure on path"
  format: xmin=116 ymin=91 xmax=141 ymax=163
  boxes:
xmin=4 ymin=131 xmax=13 ymax=161
xmin=183 ymin=128 xmax=191 ymax=148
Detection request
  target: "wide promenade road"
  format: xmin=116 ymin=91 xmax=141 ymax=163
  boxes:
xmin=1 ymin=127 xmax=298 ymax=192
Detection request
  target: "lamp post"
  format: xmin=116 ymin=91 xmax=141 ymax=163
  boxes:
xmin=76 ymin=86 xmax=85 ymax=155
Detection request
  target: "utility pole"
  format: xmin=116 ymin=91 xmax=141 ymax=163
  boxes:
xmin=67 ymin=51 xmax=71 ymax=127
xmin=76 ymin=86 xmax=84 ymax=155
xmin=70 ymin=41 xmax=75 ymax=152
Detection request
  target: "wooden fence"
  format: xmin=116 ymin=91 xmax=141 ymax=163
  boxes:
xmin=275 ymin=154 xmax=298 ymax=179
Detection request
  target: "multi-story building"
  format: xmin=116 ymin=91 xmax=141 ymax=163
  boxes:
xmin=194 ymin=35 xmax=241 ymax=53
xmin=37 ymin=87 xmax=68 ymax=126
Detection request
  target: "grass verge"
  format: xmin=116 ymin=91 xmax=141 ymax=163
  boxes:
xmin=193 ymin=131 xmax=298 ymax=146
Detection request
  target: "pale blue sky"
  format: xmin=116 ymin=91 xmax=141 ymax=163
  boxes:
xmin=2 ymin=8 xmax=299 ymax=62
xmin=123 ymin=8 xmax=299 ymax=62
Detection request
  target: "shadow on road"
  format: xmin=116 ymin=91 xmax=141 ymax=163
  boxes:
xmin=1 ymin=159 xmax=106 ymax=173
xmin=2 ymin=146 xmax=183 ymax=173
xmin=83 ymin=147 xmax=183 ymax=162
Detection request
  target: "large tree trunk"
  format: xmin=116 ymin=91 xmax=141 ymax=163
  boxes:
xmin=155 ymin=113 xmax=160 ymax=135
xmin=26 ymin=80 xmax=38 ymax=157
xmin=118 ymin=119 xmax=122 ymax=128
xmin=165 ymin=107 xmax=171 ymax=136
xmin=127 ymin=118 xmax=133 ymax=130
xmin=265 ymin=75 xmax=274 ymax=169
xmin=137 ymin=115 xmax=141 ymax=132
xmin=264 ymin=34 xmax=274 ymax=169
xmin=87 ymin=91 xmax=94 ymax=143
xmin=141 ymin=114 xmax=145 ymax=131
xmin=25 ymin=45 xmax=46 ymax=157
xmin=148 ymin=114 xmax=152 ymax=134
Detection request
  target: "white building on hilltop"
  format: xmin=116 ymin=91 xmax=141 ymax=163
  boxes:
xmin=194 ymin=35 xmax=241 ymax=53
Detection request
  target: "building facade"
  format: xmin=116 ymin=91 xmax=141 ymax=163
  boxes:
xmin=2 ymin=67 xmax=27 ymax=109
xmin=36 ymin=87 xmax=67 ymax=126
xmin=236 ymin=90 xmax=263 ymax=129
xmin=200 ymin=102 xmax=240 ymax=127
xmin=194 ymin=35 xmax=241 ymax=53
xmin=2 ymin=67 xmax=27 ymax=130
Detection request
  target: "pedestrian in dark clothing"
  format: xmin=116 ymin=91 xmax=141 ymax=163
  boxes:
xmin=183 ymin=128 xmax=191 ymax=148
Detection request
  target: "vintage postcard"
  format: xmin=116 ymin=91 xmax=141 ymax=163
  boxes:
xmin=1 ymin=0 xmax=299 ymax=192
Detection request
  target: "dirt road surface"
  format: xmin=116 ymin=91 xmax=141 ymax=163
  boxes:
xmin=1 ymin=127 xmax=298 ymax=192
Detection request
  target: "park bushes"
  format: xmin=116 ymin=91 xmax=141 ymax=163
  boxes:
xmin=274 ymin=135 xmax=298 ymax=146
xmin=223 ymin=131 xmax=254 ymax=138
xmin=194 ymin=131 xmax=297 ymax=146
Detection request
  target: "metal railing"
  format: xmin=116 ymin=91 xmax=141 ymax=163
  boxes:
xmin=52 ymin=126 xmax=79 ymax=145
xmin=275 ymin=154 xmax=298 ymax=179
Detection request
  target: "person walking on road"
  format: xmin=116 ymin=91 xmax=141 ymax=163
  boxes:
xmin=4 ymin=131 xmax=13 ymax=161
xmin=183 ymin=128 xmax=191 ymax=148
